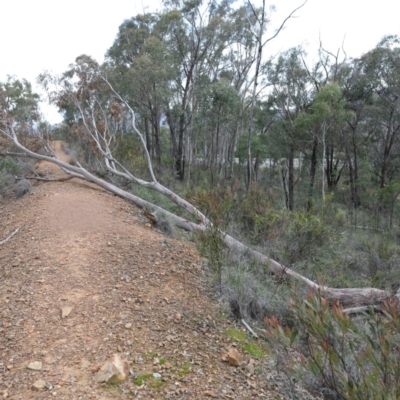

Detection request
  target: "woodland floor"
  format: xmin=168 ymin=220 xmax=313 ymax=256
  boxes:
xmin=0 ymin=142 xmax=318 ymax=399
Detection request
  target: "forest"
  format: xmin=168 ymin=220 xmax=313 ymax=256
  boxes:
xmin=1 ymin=0 xmax=400 ymax=397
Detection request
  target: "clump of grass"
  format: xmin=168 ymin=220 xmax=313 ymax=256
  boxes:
xmin=224 ymin=327 xmax=269 ymax=358
xmin=134 ymin=374 xmax=153 ymax=386
xmin=148 ymin=379 xmax=164 ymax=389
xmin=178 ymin=363 xmax=191 ymax=376
xmin=224 ymin=327 xmax=247 ymax=342
xmin=242 ymin=342 xmax=267 ymax=358
xmin=134 ymin=373 xmax=164 ymax=389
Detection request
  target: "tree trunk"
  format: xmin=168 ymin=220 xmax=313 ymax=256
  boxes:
xmin=4 ymin=137 xmax=400 ymax=310
xmin=307 ymin=138 xmax=318 ymax=211
xmin=288 ymin=146 xmax=294 ymax=211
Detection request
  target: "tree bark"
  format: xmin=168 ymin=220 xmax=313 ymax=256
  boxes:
xmin=307 ymin=138 xmax=318 ymax=211
xmin=288 ymin=146 xmax=294 ymax=211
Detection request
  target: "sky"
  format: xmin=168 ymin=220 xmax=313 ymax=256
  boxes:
xmin=1 ymin=0 xmax=399 ymax=123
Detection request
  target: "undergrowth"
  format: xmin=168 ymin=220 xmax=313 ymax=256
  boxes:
xmin=265 ymin=292 xmax=400 ymax=399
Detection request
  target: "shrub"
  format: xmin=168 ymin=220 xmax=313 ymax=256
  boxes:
xmin=189 ymin=185 xmax=236 ymax=290
xmin=0 ymin=157 xmax=20 ymax=175
xmin=265 ymin=292 xmax=400 ymax=399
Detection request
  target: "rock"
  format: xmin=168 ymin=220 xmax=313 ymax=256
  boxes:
xmin=32 ymin=379 xmax=46 ymax=390
xmin=227 ymin=348 xmax=241 ymax=367
xmin=246 ymin=359 xmax=255 ymax=375
xmin=27 ymin=361 xmax=42 ymax=371
xmin=124 ymin=323 xmax=132 ymax=329
xmin=14 ymin=179 xmax=32 ymax=199
xmin=61 ymin=307 xmax=73 ymax=319
xmin=204 ymin=390 xmax=219 ymax=398
xmin=95 ymin=354 xmax=129 ymax=384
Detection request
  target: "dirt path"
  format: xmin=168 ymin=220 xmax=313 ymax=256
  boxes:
xmin=0 ymin=142 xmax=316 ymax=399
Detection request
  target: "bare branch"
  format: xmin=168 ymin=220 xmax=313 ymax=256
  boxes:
xmin=20 ymin=175 xmax=75 ymax=182
xmin=241 ymin=319 xmax=259 ymax=338
xmin=0 ymin=228 xmax=19 ymax=245
xmin=262 ymin=1 xmax=307 ymax=47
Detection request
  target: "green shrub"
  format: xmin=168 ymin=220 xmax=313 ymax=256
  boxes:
xmin=0 ymin=157 xmax=20 ymax=175
xmin=190 ymin=185 xmax=236 ymax=290
xmin=265 ymin=292 xmax=400 ymax=399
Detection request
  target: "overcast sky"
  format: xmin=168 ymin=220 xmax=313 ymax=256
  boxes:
xmin=1 ymin=0 xmax=399 ymax=123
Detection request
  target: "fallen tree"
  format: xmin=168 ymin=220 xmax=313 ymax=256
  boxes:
xmin=1 ymin=69 xmax=399 ymax=311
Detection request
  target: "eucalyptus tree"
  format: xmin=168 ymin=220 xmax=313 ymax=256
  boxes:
xmin=267 ymin=47 xmax=313 ymax=210
xmin=296 ymin=83 xmax=351 ymax=209
xmin=106 ymin=13 xmax=174 ymax=164
xmin=357 ymin=36 xmax=400 ymax=189
xmin=245 ymin=0 xmax=307 ymax=191
xmin=159 ymin=0 xmax=235 ymax=180
xmin=338 ymin=59 xmax=376 ymax=208
xmin=0 ymin=77 xmax=40 ymax=133
xmin=195 ymin=79 xmax=240 ymax=184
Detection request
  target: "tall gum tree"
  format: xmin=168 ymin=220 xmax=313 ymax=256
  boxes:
xmin=245 ymin=0 xmax=307 ymax=191
xmin=267 ymin=47 xmax=313 ymax=210
xmin=357 ymin=36 xmax=400 ymax=189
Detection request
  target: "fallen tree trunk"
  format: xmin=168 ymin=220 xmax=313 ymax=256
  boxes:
xmin=2 ymin=67 xmax=399 ymax=311
xmin=3 ymin=139 xmax=399 ymax=309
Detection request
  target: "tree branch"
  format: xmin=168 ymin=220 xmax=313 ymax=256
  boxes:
xmin=262 ymin=1 xmax=307 ymax=47
xmin=0 ymin=228 xmax=19 ymax=245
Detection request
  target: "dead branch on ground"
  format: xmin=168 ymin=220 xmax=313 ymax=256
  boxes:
xmin=0 ymin=228 xmax=19 ymax=245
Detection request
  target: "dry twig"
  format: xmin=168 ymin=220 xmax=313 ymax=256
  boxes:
xmin=0 ymin=228 xmax=19 ymax=245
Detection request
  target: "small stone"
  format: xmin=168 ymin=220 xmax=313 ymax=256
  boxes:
xmin=95 ymin=354 xmax=129 ymax=384
xmin=246 ymin=359 xmax=255 ymax=375
xmin=32 ymin=379 xmax=46 ymax=391
xmin=175 ymin=313 xmax=182 ymax=321
xmin=227 ymin=348 xmax=241 ymax=367
xmin=27 ymin=361 xmax=42 ymax=371
xmin=125 ymin=323 xmax=132 ymax=329
xmin=61 ymin=307 xmax=73 ymax=319
xmin=153 ymin=373 xmax=161 ymax=379
xmin=204 ymin=390 xmax=218 ymax=398
xmin=145 ymin=223 xmax=152 ymax=228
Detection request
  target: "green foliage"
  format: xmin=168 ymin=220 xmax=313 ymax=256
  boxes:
xmin=0 ymin=157 xmax=20 ymax=175
xmin=355 ymin=233 xmax=400 ymax=290
xmin=190 ymin=186 xmax=235 ymax=288
xmin=235 ymin=134 xmax=269 ymax=163
xmin=265 ymin=293 xmax=400 ymax=399
xmin=224 ymin=327 xmax=268 ymax=358
xmin=224 ymin=327 xmax=247 ymax=342
xmin=134 ymin=373 xmax=153 ymax=386
xmin=0 ymin=77 xmax=40 ymax=126
xmin=238 ymin=183 xmax=278 ymax=241
xmin=238 ymin=184 xmax=334 ymax=265
xmin=242 ymin=342 xmax=266 ymax=358
xmin=178 ymin=363 xmax=191 ymax=377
